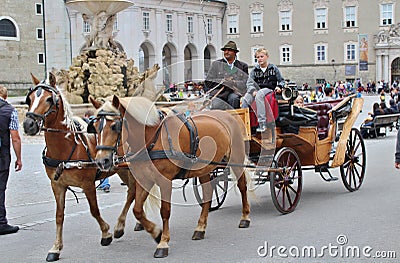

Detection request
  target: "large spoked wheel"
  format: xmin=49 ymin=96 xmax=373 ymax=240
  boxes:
xmin=269 ymin=147 xmax=302 ymax=214
xmin=340 ymin=128 xmax=366 ymax=192
xmin=193 ymin=168 xmax=229 ymax=211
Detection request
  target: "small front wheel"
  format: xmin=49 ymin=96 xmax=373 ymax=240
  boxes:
xmin=269 ymin=147 xmax=302 ymax=214
xmin=193 ymin=168 xmax=229 ymax=211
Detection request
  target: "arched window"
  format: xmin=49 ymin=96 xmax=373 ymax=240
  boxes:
xmin=0 ymin=17 xmax=19 ymax=40
xmin=391 ymin=57 xmax=400 ymax=80
xmin=0 ymin=18 xmax=16 ymax=37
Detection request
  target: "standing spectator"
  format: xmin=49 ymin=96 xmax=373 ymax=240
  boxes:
xmin=338 ymin=81 xmax=346 ymax=96
xmin=310 ymin=90 xmax=317 ymax=102
xmin=395 ymin=129 xmax=400 ymax=169
xmin=371 ymin=81 xmax=376 ymax=93
xmin=204 ymin=41 xmax=248 ymax=109
xmin=83 ymin=109 xmax=94 ymax=123
xmin=391 ymin=87 xmax=399 ymax=103
xmin=0 ymin=86 xmax=22 ymax=235
xmin=383 ymin=81 xmax=389 ymax=93
xmin=389 ymin=99 xmax=399 ymax=113
xmin=97 ymin=177 xmax=110 ymax=192
xmin=321 ymin=87 xmax=334 ymax=101
xmin=380 ymin=90 xmax=386 ymax=102
xmin=242 ymin=47 xmax=284 ymax=132
xmin=366 ymin=80 xmax=372 ymax=93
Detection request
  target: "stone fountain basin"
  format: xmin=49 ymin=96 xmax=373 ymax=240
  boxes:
xmin=66 ymin=0 xmax=133 ymax=15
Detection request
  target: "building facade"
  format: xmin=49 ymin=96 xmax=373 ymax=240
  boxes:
xmin=0 ymin=0 xmax=46 ymax=91
xmin=65 ymin=0 xmax=227 ymax=89
xmin=1 ymin=0 xmax=227 ymax=91
xmin=6 ymin=0 xmax=400 ymax=90
xmin=223 ymin=0 xmax=400 ymax=86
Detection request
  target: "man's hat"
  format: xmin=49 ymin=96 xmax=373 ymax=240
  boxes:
xmin=221 ymin=41 xmax=239 ymax=52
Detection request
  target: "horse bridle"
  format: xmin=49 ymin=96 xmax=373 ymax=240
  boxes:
xmin=25 ymin=83 xmax=60 ymax=131
xmin=88 ymin=110 xmax=124 ymax=154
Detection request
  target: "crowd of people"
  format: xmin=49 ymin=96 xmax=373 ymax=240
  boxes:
xmin=298 ymin=79 xmax=400 ymax=104
xmin=360 ymin=93 xmax=400 ymax=139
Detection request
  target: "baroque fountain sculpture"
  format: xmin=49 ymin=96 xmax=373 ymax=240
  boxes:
xmin=59 ymin=0 xmax=160 ymax=103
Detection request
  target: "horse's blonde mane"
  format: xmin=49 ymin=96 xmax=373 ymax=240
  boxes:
xmin=58 ymin=91 xmax=80 ymax=132
xmin=119 ymin=97 xmax=160 ymax=126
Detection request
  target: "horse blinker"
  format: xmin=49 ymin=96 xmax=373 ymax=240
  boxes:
xmin=87 ymin=121 xmax=97 ymax=134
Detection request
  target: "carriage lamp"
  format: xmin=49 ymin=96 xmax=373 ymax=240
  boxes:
xmin=282 ymin=83 xmax=299 ymax=102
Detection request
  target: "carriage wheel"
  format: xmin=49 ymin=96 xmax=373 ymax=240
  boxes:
xmin=193 ymin=168 xmax=229 ymax=211
xmin=269 ymin=147 xmax=302 ymax=214
xmin=340 ymin=128 xmax=366 ymax=192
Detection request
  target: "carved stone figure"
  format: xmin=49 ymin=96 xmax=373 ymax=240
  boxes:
xmin=389 ymin=23 xmax=400 ymax=38
xmin=83 ymin=11 xmax=118 ymax=50
xmin=376 ymin=30 xmax=389 ymax=44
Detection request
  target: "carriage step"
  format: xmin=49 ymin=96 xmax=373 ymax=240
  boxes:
xmin=316 ymin=165 xmax=338 ymax=182
xmin=322 ymin=175 xmax=338 ymax=182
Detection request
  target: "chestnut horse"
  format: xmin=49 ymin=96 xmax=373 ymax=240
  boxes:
xmin=93 ymin=95 xmax=252 ymax=258
xmin=22 ymin=73 xmax=154 ymax=262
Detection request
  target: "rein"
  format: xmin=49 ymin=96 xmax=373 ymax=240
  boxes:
xmin=98 ymin=101 xmax=278 ymax=174
xmin=40 ymin=127 xmax=88 ymax=134
xmin=115 ymin=111 xmax=276 ymax=173
xmin=25 ymin=82 xmax=103 ymax=180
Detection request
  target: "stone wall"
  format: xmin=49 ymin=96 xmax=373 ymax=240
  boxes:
xmin=0 ymin=83 xmax=31 ymax=96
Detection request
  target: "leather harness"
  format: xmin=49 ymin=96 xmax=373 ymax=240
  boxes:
xmin=124 ymin=110 xmax=199 ymax=180
xmin=25 ymin=83 xmax=101 ymax=181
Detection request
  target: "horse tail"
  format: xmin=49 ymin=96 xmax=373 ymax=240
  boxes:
xmin=143 ymin=184 xmax=161 ymax=216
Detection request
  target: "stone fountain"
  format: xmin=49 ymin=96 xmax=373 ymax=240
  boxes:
xmin=57 ymin=0 xmax=160 ymax=104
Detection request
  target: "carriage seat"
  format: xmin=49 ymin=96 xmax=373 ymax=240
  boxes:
xmin=276 ymin=104 xmax=318 ymax=129
xmin=305 ymin=103 xmax=333 ymax=140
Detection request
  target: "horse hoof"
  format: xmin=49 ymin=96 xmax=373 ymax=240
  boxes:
xmin=101 ymin=236 xmax=113 ymax=246
xmin=114 ymin=229 xmax=124 ymax=239
xmin=154 ymin=248 xmax=169 ymax=258
xmin=154 ymin=231 xmax=162 ymax=244
xmin=239 ymin=219 xmax=250 ymax=228
xmin=46 ymin=252 xmax=60 ymax=262
xmin=192 ymin=231 xmax=205 ymax=240
xmin=134 ymin=222 xmax=144 ymax=231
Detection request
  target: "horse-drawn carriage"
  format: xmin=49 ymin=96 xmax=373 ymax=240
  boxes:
xmin=22 ymin=72 xmax=365 ymax=260
xmin=88 ymin=84 xmax=365 ymax=257
xmin=190 ymin=90 xmax=365 ymax=214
